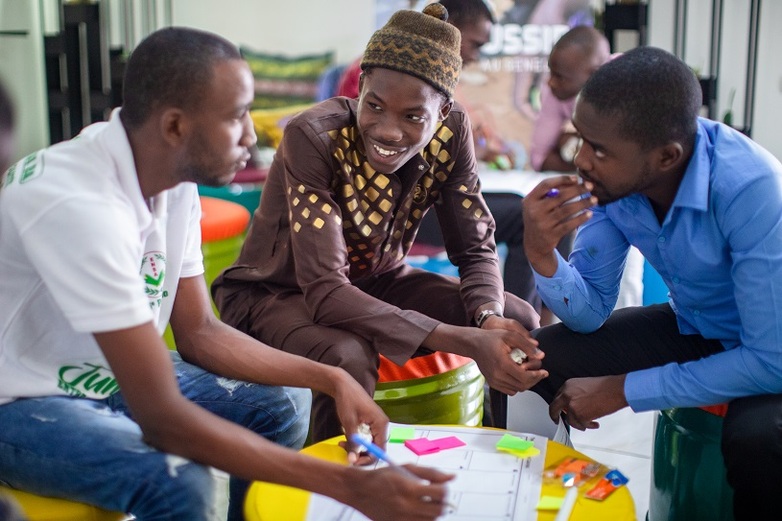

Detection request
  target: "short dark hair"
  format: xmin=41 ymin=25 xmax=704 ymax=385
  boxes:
xmin=439 ymin=0 xmax=496 ymax=26
xmin=579 ymin=46 xmax=701 ymax=149
xmin=553 ymin=25 xmax=607 ymax=59
xmin=120 ymin=27 xmax=241 ymax=130
xmin=0 ymin=79 xmax=13 ymax=135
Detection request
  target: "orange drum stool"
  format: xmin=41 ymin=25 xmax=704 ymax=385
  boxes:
xmin=198 ymin=196 xmax=251 ymax=293
xmin=164 ymin=196 xmax=250 ymax=348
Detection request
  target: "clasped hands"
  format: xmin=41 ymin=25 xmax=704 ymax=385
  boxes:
xmin=475 ymin=315 xmax=547 ymax=396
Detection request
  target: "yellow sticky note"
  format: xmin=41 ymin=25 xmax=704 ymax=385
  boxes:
xmin=497 ymin=446 xmax=541 ymax=459
xmin=536 ymin=495 xmax=565 ymax=511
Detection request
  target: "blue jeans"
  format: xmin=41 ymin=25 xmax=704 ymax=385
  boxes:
xmin=0 ymin=352 xmax=311 ymax=520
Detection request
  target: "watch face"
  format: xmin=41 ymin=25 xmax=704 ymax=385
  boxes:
xmin=477 ymin=309 xmax=501 ymax=327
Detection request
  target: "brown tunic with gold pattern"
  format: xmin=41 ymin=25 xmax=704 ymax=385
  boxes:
xmin=213 ymin=97 xmax=505 ymax=365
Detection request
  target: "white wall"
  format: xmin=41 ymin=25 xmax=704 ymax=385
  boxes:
xmin=649 ymin=0 xmax=781 ymax=160
xmin=0 ymin=0 xmax=55 ymax=159
xmin=752 ymin=0 xmax=782 ymax=160
xmin=170 ymin=0 xmax=375 ymax=64
xmin=1 ymin=1 xmax=778 ymax=162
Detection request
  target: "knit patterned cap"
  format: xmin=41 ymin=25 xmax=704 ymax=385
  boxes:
xmin=361 ymin=3 xmax=462 ymax=98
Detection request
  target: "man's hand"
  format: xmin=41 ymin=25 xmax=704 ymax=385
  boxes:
xmin=331 ymin=369 xmax=390 ymax=464
xmin=343 ymin=464 xmax=455 ymax=521
xmin=466 ymin=322 xmax=548 ymax=395
xmin=523 ymin=175 xmax=596 ymax=277
xmin=549 ymin=375 xmax=628 ymax=430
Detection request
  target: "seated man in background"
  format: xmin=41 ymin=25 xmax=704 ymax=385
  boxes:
xmin=529 ymin=25 xmax=609 ymax=174
xmin=523 ymin=47 xmax=782 ymax=521
xmin=0 ymin=27 xmax=454 ymax=521
xmin=214 ymin=3 xmax=544 ymax=442
xmin=530 ymin=25 xmax=643 ymax=314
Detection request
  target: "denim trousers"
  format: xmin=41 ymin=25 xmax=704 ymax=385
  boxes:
xmin=0 ymin=351 xmax=311 ymax=520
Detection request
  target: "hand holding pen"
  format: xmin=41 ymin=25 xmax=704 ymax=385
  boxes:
xmin=522 ymin=175 xmax=596 ymax=278
xmin=350 ymin=434 xmax=458 ymax=513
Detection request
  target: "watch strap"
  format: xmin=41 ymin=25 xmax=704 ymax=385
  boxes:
xmin=476 ymin=309 xmax=503 ymax=328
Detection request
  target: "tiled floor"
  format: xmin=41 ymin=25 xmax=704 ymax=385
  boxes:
xmin=569 ymin=408 xmax=656 ymax=521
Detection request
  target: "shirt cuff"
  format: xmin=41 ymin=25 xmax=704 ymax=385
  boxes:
xmin=532 ymin=252 xmax=572 ymax=291
xmin=624 ymin=367 xmax=666 ymax=412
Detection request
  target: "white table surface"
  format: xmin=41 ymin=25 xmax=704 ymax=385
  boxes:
xmin=478 ymin=169 xmax=562 ymax=197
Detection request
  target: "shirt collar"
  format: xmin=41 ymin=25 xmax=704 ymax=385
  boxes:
xmin=100 ymin=108 xmax=157 ymax=227
xmin=671 ymin=119 xmax=712 ymax=212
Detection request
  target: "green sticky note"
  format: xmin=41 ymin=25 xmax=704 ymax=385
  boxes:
xmin=496 ymin=433 xmax=534 ymax=452
xmin=389 ymin=427 xmax=416 ymax=443
xmin=536 ymin=495 xmax=564 ymax=511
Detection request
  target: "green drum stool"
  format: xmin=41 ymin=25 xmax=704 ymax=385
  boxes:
xmin=649 ymin=406 xmax=734 ymax=521
xmin=164 ymin=196 xmax=250 ymax=348
xmin=373 ymin=353 xmax=484 ymax=426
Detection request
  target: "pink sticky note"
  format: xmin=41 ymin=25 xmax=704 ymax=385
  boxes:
xmin=434 ymin=436 xmax=466 ymax=450
xmin=405 ymin=438 xmax=440 ymax=455
xmin=404 ymin=436 xmax=466 ymax=455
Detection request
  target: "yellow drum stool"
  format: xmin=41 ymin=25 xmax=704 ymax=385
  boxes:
xmin=1 ymin=486 xmax=126 ymax=521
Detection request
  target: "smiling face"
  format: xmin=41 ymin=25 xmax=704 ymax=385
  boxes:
xmin=572 ymin=99 xmax=659 ymax=206
xmin=178 ymin=59 xmax=257 ymax=187
xmin=357 ymin=68 xmax=452 ymax=175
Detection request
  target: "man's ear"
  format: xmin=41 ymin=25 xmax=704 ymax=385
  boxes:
xmin=439 ymin=99 xmax=454 ymax=121
xmin=358 ymin=72 xmax=365 ymax=97
xmin=656 ymin=141 xmax=685 ymax=173
xmin=159 ymin=108 xmax=187 ymax=147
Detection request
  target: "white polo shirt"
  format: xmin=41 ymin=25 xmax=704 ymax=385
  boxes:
xmin=0 ymin=109 xmax=203 ymax=404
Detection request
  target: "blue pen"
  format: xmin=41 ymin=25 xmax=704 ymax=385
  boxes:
xmin=349 ymin=433 xmax=416 ymax=477
xmin=348 ymin=433 xmax=458 ymax=511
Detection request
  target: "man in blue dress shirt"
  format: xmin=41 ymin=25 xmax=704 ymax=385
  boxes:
xmin=521 ymin=46 xmax=782 ymax=520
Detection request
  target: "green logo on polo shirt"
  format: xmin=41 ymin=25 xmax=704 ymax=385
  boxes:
xmin=140 ymin=251 xmax=168 ymax=311
xmin=58 ymin=363 xmax=119 ymax=398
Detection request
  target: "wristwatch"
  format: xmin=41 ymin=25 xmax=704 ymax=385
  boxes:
xmin=475 ymin=309 xmax=503 ymax=328
xmin=560 ymin=136 xmax=581 ymax=164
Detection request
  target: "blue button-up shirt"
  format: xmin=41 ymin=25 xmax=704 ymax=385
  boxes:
xmin=534 ymin=118 xmax=782 ymax=411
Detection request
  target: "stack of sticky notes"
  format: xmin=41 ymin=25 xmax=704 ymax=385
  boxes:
xmin=496 ymin=433 xmax=540 ymax=458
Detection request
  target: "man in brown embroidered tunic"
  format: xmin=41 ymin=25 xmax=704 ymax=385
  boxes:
xmin=213 ymin=3 xmax=545 ymax=441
